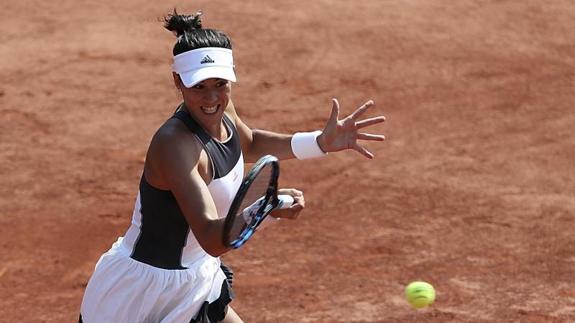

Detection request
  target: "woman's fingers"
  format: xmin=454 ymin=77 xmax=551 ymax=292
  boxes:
xmin=357 ymin=133 xmax=386 ymax=141
xmin=352 ymin=142 xmax=374 ymax=159
xmin=355 ymin=116 xmax=386 ymax=129
xmin=320 ymin=98 xmax=385 ymax=157
xmin=349 ymin=100 xmax=375 ymax=120
xmin=327 ymin=98 xmax=340 ymax=127
xmin=275 ymin=188 xmax=305 ymax=219
xmin=278 ymin=188 xmax=303 ymax=198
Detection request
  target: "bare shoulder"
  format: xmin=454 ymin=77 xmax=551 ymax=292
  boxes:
xmin=153 ymin=118 xmax=200 ymax=156
xmin=145 ymin=118 xmax=203 ymax=188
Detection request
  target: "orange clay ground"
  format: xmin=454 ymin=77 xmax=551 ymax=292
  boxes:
xmin=1 ymin=0 xmax=574 ymax=322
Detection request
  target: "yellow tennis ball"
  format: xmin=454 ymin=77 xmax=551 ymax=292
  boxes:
xmin=405 ymin=281 xmax=436 ymax=309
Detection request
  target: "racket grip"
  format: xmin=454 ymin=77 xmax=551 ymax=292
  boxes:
xmin=277 ymin=194 xmax=294 ymax=209
xmin=258 ymin=195 xmax=293 ymax=231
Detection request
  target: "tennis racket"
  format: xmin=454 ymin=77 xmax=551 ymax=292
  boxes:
xmin=223 ymin=155 xmax=294 ymax=249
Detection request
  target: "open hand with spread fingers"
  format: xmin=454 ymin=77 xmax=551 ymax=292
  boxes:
xmin=317 ymin=98 xmax=386 ymax=159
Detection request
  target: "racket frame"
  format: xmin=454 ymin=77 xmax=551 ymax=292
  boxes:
xmin=223 ymin=155 xmax=281 ymax=248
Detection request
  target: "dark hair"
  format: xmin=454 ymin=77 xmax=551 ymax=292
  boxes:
xmin=163 ymin=10 xmax=232 ymax=56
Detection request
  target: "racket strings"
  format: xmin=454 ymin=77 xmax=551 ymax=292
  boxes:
xmin=228 ymin=164 xmax=273 ymax=242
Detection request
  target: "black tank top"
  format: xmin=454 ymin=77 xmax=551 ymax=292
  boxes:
xmin=130 ymin=106 xmax=242 ymax=269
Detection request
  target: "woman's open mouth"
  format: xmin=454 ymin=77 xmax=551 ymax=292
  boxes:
xmin=201 ymin=104 xmax=220 ymax=115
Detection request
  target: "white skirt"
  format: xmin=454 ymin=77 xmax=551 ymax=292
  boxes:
xmin=80 ymin=238 xmax=230 ymax=323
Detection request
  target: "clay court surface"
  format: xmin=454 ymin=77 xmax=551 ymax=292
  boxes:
xmin=1 ymin=0 xmax=574 ymax=322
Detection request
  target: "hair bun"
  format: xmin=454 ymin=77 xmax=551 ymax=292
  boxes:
xmin=164 ymin=9 xmax=203 ymax=37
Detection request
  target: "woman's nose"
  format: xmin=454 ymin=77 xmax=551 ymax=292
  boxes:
xmin=204 ymin=90 xmax=219 ymax=104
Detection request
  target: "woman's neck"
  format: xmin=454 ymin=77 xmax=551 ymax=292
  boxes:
xmin=182 ymin=106 xmax=227 ymax=141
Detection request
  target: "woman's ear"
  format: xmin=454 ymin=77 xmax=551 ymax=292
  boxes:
xmin=172 ymin=72 xmax=182 ymax=90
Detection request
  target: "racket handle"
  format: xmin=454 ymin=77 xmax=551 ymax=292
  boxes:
xmin=277 ymin=194 xmax=294 ymax=209
xmin=258 ymin=195 xmax=294 ymax=231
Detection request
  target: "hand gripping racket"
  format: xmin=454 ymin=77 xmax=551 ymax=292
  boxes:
xmin=223 ymin=155 xmax=294 ymax=249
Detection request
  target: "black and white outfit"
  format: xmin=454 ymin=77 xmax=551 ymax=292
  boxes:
xmin=81 ymin=107 xmax=244 ymax=323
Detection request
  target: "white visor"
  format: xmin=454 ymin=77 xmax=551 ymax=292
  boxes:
xmin=172 ymin=47 xmax=236 ymax=88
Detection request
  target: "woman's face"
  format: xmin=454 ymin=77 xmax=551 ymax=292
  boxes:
xmin=176 ymin=76 xmax=232 ymax=127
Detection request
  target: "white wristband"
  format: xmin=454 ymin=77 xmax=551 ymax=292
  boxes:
xmin=291 ymin=131 xmax=328 ymax=160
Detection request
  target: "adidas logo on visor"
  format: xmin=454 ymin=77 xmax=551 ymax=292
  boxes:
xmin=200 ymin=55 xmax=215 ymax=64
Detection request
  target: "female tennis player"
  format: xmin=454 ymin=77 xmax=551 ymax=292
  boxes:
xmin=80 ymin=10 xmax=386 ymax=323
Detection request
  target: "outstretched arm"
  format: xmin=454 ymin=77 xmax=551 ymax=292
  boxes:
xmin=224 ymin=101 xmax=292 ymax=162
xmin=227 ymin=98 xmax=386 ymax=162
